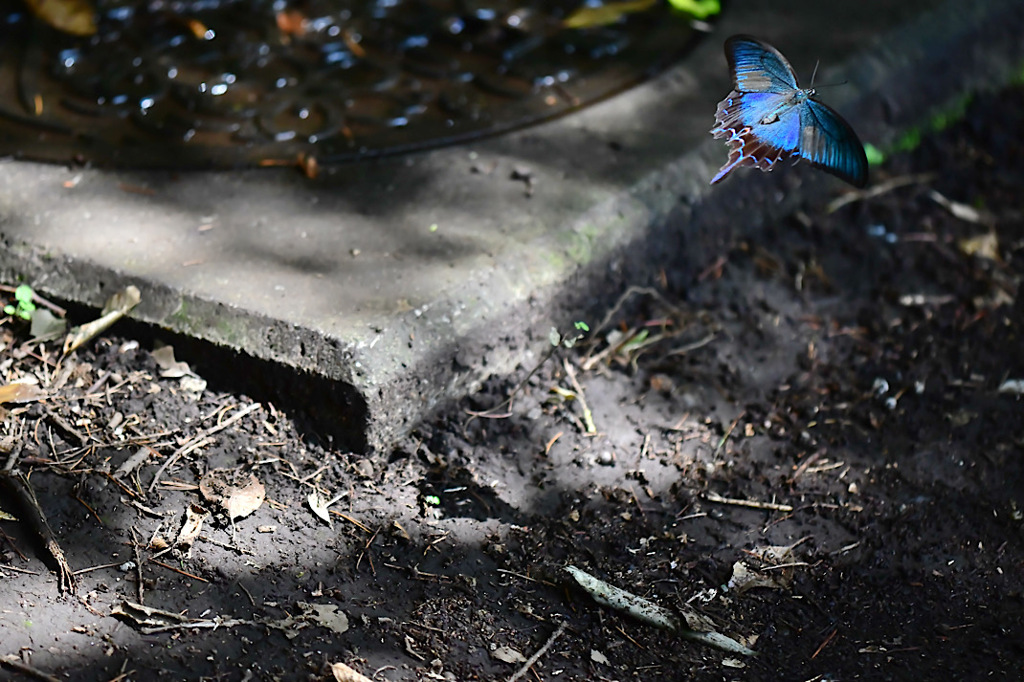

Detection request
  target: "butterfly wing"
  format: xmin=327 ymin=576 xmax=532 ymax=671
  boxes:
xmin=710 ymin=36 xmax=803 ymax=184
xmin=797 ymin=98 xmax=868 ymax=188
xmin=724 ymin=35 xmax=800 ymax=94
xmin=710 ymin=90 xmax=800 ymax=184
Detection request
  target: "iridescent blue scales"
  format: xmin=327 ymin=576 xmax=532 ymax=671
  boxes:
xmin=710 ymin=35 xmax=868 ymax=188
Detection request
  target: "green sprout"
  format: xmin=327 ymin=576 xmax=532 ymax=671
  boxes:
xmin=550 ymin=321 xmax=590 ymax=349
xmin=4 ymin=285 xmax=36 ymax=321
xmin=424 ymin=495 xmax=441 ymax=506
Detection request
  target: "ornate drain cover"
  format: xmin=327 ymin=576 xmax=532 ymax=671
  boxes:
xmin=0 ymin=1 xmax=706 ymax=168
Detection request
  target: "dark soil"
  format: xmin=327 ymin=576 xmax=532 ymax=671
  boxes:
xmin=2 ymin=85 xmax=1023 ymax=681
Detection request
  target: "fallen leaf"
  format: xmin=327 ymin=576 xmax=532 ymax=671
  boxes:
xmin=174 ymin=504 xmax=210 ymax=548
xmin=23 ymin=0 xmax=96 ymax=35
xmin=727 ymin=560 xmax=791 ymax=595
xmin=64 ymin=285 xmax=141 ymax=354
xmin=491 ymin=646 xmax=527 ymax=664
xmin=563 ymin=0 xmax=656 ymax=28
xmin=998 ymin=379 xmax=1024 ymax=395
xmin=30 ymin=308 xmax=66 ymax=341
xmin=308 ymin=490 xmax=333 ymax=527
xmin=300 ymin=602 xmax=349 ymax=635
xmin=200 ymin=469 xmax=266 ymax=520
xmin=330 ymin=662 xmax=374 ymax=682
xmin=0 ymin=382 xmax=46 ymax=405
xmin=152 ymin=345 xmax=194 ymax=378
xmin=958 ymin=231 xmax=1000 ymax=261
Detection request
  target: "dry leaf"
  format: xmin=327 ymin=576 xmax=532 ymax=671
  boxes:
xmin=308 ymin=490 xmax=333 ymax=527
xmin=174 ymin=504 xmax=210 ymax=548
xmin=302 ymin=602 xmax=349 ymax=635
xmin=727 ymin=561 xmax=791 ymax=595
xmin=0 ymin=381 xmax=46 ymax=405
xmin=330 ymin=662 xmax=373 ymax=682
xmin=152 ymin=345 xmax=194 ymax=378
xmin=563 ymin=0 xmax=655 ymax=28
xmin=23 ymin=0 xmax=96 ymax=35
xmin=64 ymin=285 xmax=141 ymax=354
xmin=491 ymin=646 xmax=527 ymax=664
xmin=957 ymin=231 xmax=1000 ymax=261
xmin=200 ymin=469 xmax=266 ymax=520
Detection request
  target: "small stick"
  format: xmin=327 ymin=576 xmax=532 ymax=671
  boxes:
xmin=712 ymin=412 xmax=744 ymax=459
xmin=704 ymin=491 xmax=793 ymax=512
xmin=148 ymin=403 xmax=260 ymax=493
xmin=790 ymin=448 xmax=825 ymax=481
xmin=811 ymin=628 xmax=838 ymax=659
xmin=562 ymin=358 xmax=595 ymax=434
xmin=0 ymin=655 xmax=60 ymax=682
xmin=826 ymin=173 xmax=936 ymax=213
xmin=130 ymin=527 xmax=145 ymax=604
xmin=150 ymin=559 xmax=210 ymax=583
xmin=506 ymin=622 xmax=567 ymax=682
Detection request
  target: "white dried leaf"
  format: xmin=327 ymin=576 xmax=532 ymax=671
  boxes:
xmin=491 ymin=646 xmax=526 ymax=664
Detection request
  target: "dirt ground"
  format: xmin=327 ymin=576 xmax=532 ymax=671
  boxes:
xmin=2 ymin=82 xmax=1023 ymax=682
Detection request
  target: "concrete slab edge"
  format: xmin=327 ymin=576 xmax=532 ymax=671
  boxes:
xmin=1 ymin=0 xmax=1022 ymax=453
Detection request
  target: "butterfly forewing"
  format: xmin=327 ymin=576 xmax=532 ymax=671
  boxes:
xmin=726 ymin=35 xmax=799 ymax=94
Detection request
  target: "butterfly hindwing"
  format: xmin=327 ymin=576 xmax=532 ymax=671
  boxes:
xmin=710 ymin=90 xmax=799 ymax=184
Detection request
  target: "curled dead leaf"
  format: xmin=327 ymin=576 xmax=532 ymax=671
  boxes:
xmin=174 ymin=504 xmax=210 ymax=548
xmin=200 ymin=469 xmax=265 ymax=520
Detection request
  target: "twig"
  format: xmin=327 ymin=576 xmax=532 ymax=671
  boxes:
xmin=587 ymin=286 xmax=682 ymax=339
xmin=465 ymin=342 xmax=560 ymax=421
xmin=811 ymin=628 xmax=838 ymax=659
xmin=0 ymin=564 xmax=40 ymax=576
xmin=0 ymin=470 xmax=76 ymax=593
xmin=790 ymin=448 xmax=826 ymax=482
xmin=712 ymin=412 xmax=744 ymax=459
xmin=0 ymin=655 xmax=61 ymax=682
xmin=507 ymin=622 xmax=567 ymax=682
xmin=130 ymin=527 xmax=144 ymax=604
xmin=665 ymin=332 xmax=717 ymax=357
xmin=704 ymin=491 xmax=793 ymax=512
xmin=562 ymin=358 xmax=595 ymax=434
xmin=150 ymin=559 xmax=210 ymax=583
xmin=826 ymin=173 xmax=936 ymax=213
xmin=148 ymin=403 xmax=261 ymax=492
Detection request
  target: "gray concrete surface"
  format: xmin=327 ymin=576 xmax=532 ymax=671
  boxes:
xmin=1 ymin=0 xmax=1022 ymax=452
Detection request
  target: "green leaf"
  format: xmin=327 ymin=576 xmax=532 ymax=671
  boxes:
xmin=14 ymin=285 xmax=33 ymax=304
xmin=667 ymin=0 xmax=720 ymax=19
xmin=574 ymin=321 xmax=590 ymax=332
xmin=863 ymin=143 xmax=885 ymax=166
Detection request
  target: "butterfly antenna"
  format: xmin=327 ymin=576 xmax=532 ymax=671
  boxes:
xmin=810 ymin=59 xmax=820 ymax=87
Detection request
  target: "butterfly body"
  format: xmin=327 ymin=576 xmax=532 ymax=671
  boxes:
xmin=710 ymin=35 xmax=867 ymax=187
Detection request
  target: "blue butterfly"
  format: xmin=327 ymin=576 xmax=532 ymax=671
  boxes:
xmin=710 ymin=35 xmax=868 ymax=188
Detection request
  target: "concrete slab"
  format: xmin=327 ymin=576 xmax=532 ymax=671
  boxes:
xmin=1 ymin=0 xmax=1022 ymax=452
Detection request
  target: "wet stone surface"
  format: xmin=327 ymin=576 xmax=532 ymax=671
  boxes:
xmin=0 ymin=0 xmax=700 ymax=167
